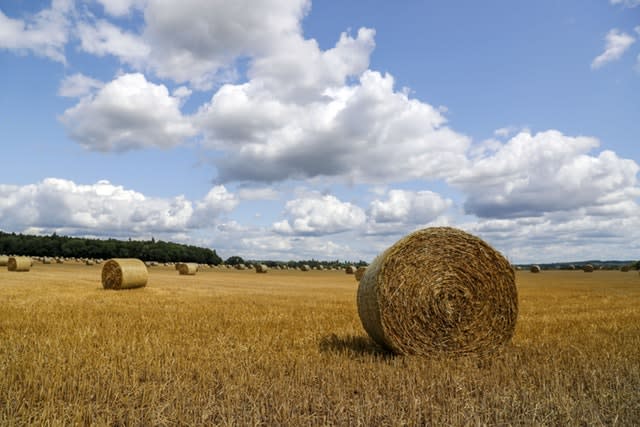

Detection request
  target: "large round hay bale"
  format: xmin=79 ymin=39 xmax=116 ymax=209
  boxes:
xmin=345 ymin=265 xmax=356 ymax=274
xmin=101 ymin=258 xmax=148 ymax=290
xmin=0 ymin=255 xmax=8 ymax=267
xmin=8 ymin=256 xmax=32 ymax=272
xmin=530 ymin=265 xmax=541 ymax=273
xmin=355 ymin=266 xmax=367 ymax=281
xmin=256 ymin=264 xmax=269 ymax=273
xmin=300 ymin=264 xmax=310 ymax=271
xmin=583 ymin=264 xmax=594 ymax=273
xmin=177 ymin=263 xmax=198 ymax=275
xmin=357 ymin=227 xmax=518 ymax=357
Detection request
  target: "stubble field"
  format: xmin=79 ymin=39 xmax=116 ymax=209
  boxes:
xmin=1 ymin=263 xmax=639 ymax=426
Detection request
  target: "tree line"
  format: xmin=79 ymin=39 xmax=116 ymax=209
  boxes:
xmin=0 ymin=231 xmax=222 ymax=265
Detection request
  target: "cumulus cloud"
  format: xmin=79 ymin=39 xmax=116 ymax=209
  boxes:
xmin=59 ymin=73 xmax=196 ymax=151
xmin=591 ymin=29 xmax=635 ymax=69
xmin=0 ymin=0 xmax=72 ymax=63
xmin=273 ymin=194 xmax=366 ymax=235
xmin=95 ymin=0 xmax=143 ymax=17
xmin=199 ymin=70 xmax=469 ymax=184
xmin=451 ymin=130 xmax=640 ymax=218
xmin=141 ymin=0 xmax=310 ymax=89
xmin=369 ymin=190 xmax=452 ymax=224
xmin=0 ymin=178 xmax=237 ymax=236
xmin=76 ymin=19 xmax=150 ymax=65
xmin=58 ymin=73 xmax=104 ymax=97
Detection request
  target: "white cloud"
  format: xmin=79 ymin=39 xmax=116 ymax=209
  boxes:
xmin=237 ymin=187 xmax=280 ymax=201
xmin=76 ymin=19 xmax=150 ymax=65
xmin=610 ymin=0 xmax=640 ymax=7
xmin=273 ymin=194 xmax=366 ymax=235
xmin=369 ymin=189 xmax=452 ymax=224
xmin=451 ymin=130 xmax=640 ymax=218
xmin=198 ymin=69 xmax=470 ymax=184
xmin=58 ymin=73 xmax=104 ymax=97
xmin=95 ymin=0 xmax=143 ymax=17
xmin=591 ymin=29 xmax=635 ymax=69
xmin=0 ymin=0 xmax=72 ymax=63
xmin=0 ymin=178 xmax=237 ymax=236
xmin=141 ymin=0 xmax=311 ymax=89
xmin=59 ymin=73 xmax=196 ymax=151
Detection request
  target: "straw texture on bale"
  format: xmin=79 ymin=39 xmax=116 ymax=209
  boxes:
xmin=256 ymin=264 xmax=269 ymax=273
xmin=357 ymin=227 xmax=518 ymax=357
xmin=177 ymin=263 xmax=198 ymax=275
xmin=530 ymin=265 xmax=541 ymax=273
xmin=355 ymin=266 xmax=367 ymax=281
xmin=101 ymin=258 xmax=148 ymax=290
xmin=583 ymin=264 xmax=594 ymax=273
xmin=0 ymin=255 xmax=8 ymax=267
xmin=7 ymin=256 xmax=32 ymax=272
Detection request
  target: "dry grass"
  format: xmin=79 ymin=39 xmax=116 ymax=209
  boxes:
xmin=0 ymin=264 xmax=638 ymax=426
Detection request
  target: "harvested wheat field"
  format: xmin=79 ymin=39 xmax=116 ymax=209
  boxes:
xmin=1 ymin=263 xmax=639 ymax=425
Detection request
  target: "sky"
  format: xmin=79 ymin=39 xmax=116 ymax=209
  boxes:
xmin=1 ymin=0 xmax=639 ymax=264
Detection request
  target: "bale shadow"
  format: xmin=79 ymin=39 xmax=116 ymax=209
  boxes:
xmin=318 ymin=333 xmax=394 ymax=359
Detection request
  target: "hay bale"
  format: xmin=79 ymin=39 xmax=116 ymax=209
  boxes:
xmin=355 ymin=266 xmax=367 ymax=281
xmin=86 ymin=259 xmax=95 ymax=266
xmin=101 ymin=258 xmax=148 ymax=290
xmin=530 ymin=265 xmax=541 ymax=273
xmin=177 ymin=263 xmax=198 ymax=275
xmin=300 ymin=264 xmax=310 ymax=271
xmin=256 ymin=264 xmax=269 ymax=273
xmin=56 ymin=258 xmax=64 ymax=264
xmin=0 ymin=255 xmax=8 ymax=267
xmin=345 ymin=265 xmax=356 ymax=274
xmin=42 ymin=257 xmax=52 ymax=264
xmin=357 ymin=227 xmax=517 ymax=357
xmin=583 ymin=264 xmax=594 ymax=273
xmin=7 ymin=256 xmax=32 ymax=272
xmin=621 ymin=266 xmax=630 ymax=272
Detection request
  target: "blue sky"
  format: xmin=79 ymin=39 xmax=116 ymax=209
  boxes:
xmin=1 ymin=0 xmax=639 ymax=263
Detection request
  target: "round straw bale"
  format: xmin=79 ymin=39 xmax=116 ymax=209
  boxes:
xmin=300 ymin=264 xmax=310 ymax=271
xmin=345 ymin=265 xmax=356 ymax=274
xmin=0 ymin=255 xmax=8 ymax=267
xmin=177 ymin=263 xmax=198 ymax=275
xmin=256 ymin=264 xmax=269 ymax=273
xmin=357 ymin=227 xmax=518 ymax=357
xmin=8 ymin=256 xmax=32 ymax=272
xmin=583 ymin=264 xmax=594 ymax=273
xmin=530 ymin=265 xmax=541 ymax=273
xmin=355 ymin=266 xmax=367 ymax=281
xmin=86 ymin=259 xmax=95 ymax=266
xmin=42 ymin=257 xmax=52 ymax=264
xmin=101 ymin=258 xmax=148 ymax=290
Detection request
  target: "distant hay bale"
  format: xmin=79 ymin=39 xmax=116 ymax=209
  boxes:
xmin=42 ymin=257 xmax=52 ymax=264
xmin=568 ymin=264 xmax=576 ymax=270
xmin=85 ymin=259 xmax=95 ymax=266
xmin=530 ymin=265 xmax=541 ymax=273
xmin=621 ymin=266 xmax=630 ymax=272
xmin=583 ymin=264 xmax=594 ymax=273
xmin=56 ymin=258 xmax=64 ymax=264
xmin=235 ymin=264 xmax=247 ymax=270
xmin=0 ymin=255 xmax=8 ymax=267
xmin=256 ymin=264 xmax=269 ymax=273
xmin=8 ymin=256 xmax=32 ymax=272
xmin=357 ymin=227 xmax=518 ymax=357
xmin=355 ymin=266 xmax=367 ymax=281
xmin=177 ymin=263 xmax=198 ymax=275
xmin=300 ymin=264 xmax=310 ymax=271
xmin=345 ymin=265 xmax=356 ymax=274
xmin=101 ymin=258 xmax=148 ymax=290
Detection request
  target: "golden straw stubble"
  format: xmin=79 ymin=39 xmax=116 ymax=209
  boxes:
xmin=101 ymin=258 xmax=148 ymax=290
xmin=357 ymin=227 xmax=518 ymax=357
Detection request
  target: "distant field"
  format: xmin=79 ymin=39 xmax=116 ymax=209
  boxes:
xmin=1 ymin=264 xmax=639 ymax=425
